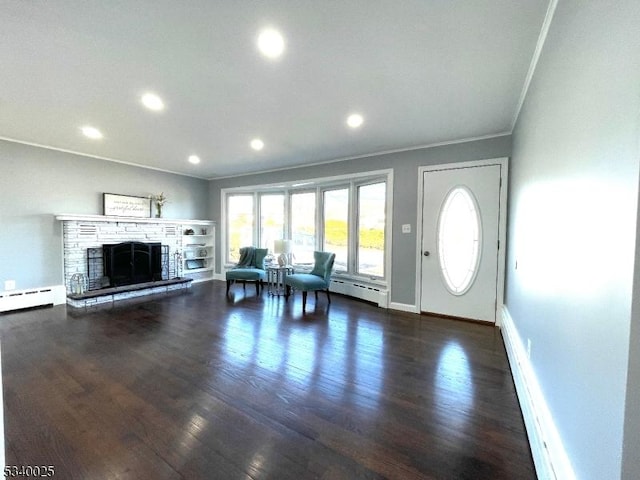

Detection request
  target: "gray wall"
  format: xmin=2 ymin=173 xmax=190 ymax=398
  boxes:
xmin=625 ymin=192 xmax=640 ymax=478
xmin=208 ymin=135 xmax=511 ymax=305
xmin=0 ymin=140 xmax=210 ymax=291
xmin=506 ymin=1 xmax=640 ymax=478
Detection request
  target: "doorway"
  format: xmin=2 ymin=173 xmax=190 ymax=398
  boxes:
xmin=418 ymin=159 xmax=508 ymax=323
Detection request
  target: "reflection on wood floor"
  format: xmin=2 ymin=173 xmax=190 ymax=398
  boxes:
xmin=0 ymin=281 xmax=535 ymax=479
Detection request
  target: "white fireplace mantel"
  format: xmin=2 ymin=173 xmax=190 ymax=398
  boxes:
xmin=56 ymin=214 xmax=213 ymax=225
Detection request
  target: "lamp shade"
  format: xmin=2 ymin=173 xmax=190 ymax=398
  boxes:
xmin=274 ymin=239 xmax=292 ymax=266
xmin=274 ymin=239 xmax=292 ymax=254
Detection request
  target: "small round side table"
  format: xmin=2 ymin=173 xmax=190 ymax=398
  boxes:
xmin=266 ymin=265 xmax=294 ymax=296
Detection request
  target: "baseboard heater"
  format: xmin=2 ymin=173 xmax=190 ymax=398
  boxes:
xmin=329 ymin=279 xmax=389 ymax=308
xmin=0 ymin=287 xmax=56 ymax=313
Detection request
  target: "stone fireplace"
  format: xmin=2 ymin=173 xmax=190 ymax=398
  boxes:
xmin=56 ymin=214 xmax=214 ymax=307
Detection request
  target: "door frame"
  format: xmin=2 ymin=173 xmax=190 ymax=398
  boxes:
xmin=414 ymin=157 xmax=509 ymax=325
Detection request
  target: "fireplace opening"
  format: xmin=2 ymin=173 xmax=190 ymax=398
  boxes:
xmin=103 ymin=242 xmax=163 ymax=287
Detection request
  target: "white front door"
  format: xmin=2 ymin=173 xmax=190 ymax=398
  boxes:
xmin=420 ymin=163 xmax=503 ymax=322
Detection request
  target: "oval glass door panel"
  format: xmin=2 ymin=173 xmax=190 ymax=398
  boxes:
xmin=437 ymin=186 xmax=482 ymax=295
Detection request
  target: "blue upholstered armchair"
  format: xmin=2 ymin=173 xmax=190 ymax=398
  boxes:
xmin=225 ymin=247 xmax=268 ymax=295
xmin=284 ymin=251 xmax=335 ymax=313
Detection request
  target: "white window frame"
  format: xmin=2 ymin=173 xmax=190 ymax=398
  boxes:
xmin=225 ymin=193 xmax=256 ymax=262
xmin=355 ymin=179 xmax=388 ymax=278
xmin=321 ymin=184 xmax=351 ymax=274
xmin=221 ymin=169 xmax=393 ymax=286
xmin=289 ymin=189 xmax=317 ymax=266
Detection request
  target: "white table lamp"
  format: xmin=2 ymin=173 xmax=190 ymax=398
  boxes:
xmin=274 ymin=239 xmax=292 ymax=266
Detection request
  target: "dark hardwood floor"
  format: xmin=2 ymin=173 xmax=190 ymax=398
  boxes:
xmin=0 ymin=281 xmax=535 ymax=479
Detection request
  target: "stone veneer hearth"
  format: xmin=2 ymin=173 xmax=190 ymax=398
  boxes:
xmin=57 ymin=215 xmax=213 ymax=307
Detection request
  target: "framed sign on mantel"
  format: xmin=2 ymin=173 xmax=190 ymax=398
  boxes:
xmin=103 ymin=193 xmax=151 ymax=218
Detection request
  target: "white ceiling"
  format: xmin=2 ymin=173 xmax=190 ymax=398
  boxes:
xmin=0 ymin=1 xmax=549 ymax=179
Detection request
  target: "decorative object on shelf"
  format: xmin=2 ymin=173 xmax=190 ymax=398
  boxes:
xmin=152 ymin=192 xmax=167 ymax=218
xmin=186 ymin=246 xmax=207 ymax=259
xmin=274 ymin=239 xmax=292 ymax=266
xmin=200 ymin=228 xmax=207 ymax=235
xmin=103 ymin=193 xmax=151 ymax=218
xmin=186 ymin=259 xmax=206 ymax=270
xmin=184 ymin=228 xmax=194 ymax=235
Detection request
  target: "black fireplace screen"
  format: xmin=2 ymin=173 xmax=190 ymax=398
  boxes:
xmin=87 ymin=243 xmax=170 ymax=290
xmin=104 ymin=242 xmax=161 ymax=286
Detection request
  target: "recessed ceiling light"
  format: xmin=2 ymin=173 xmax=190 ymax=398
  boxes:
xmin=81 ymin=126 xmax=103 ymax=139
xmin=188 ymin=155 xmax=200 ymax=164
xmin=347 ymin=113 xmax=364 ymax=128
xmin=257 ymin=28 xmax=285 ymax=59
xmin=141 ymin=93 xmax=164 ymax=111
xmin=251 ymin=138 xmax=264 ymax=151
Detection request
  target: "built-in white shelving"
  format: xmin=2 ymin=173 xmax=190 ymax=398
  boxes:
xmin=181 ymin=222 xmax=215 ymax=283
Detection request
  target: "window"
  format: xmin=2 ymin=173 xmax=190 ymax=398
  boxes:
xmin=357 ymin=182 xmax=386 ymax=277
xmin=323 ymin=188 xmax=349 ymax=272
xmin=259 ymin=194 xmax=284 ymax=252
xmin=290 ymin=192 xmax=316 ymax=265
xmin=227 ymin=194 xmax=254 ymax=262
xmin=223 ymin=170 xmax=390 ymax=281
xmin=437 ymin=186 xmax=481 ymax=295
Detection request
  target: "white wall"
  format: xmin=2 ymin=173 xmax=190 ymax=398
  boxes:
xmin=0 ymin=140 xmax=210 ymax=291
xmin=507 ymin=1 xmax=640 ymax=478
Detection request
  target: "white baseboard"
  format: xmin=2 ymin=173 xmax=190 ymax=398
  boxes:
xmin=0 ymin=284 xmax=66 ymax=312
xmin=500 ymin=306 xmax=575 ymax=480
xmin=329 ymin=279 xmax=388 ymax=307
xmin=388 ymin=302 xmax=420 ymax=313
